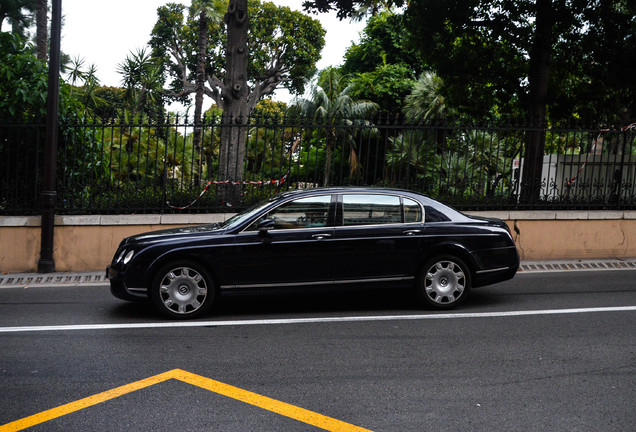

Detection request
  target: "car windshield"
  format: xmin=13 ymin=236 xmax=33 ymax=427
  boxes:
xmin=216 ymin=197 xmax=277 ymax=230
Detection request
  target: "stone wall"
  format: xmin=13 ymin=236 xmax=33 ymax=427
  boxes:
xmin=1 ymin=211 xmax=635 ymax=273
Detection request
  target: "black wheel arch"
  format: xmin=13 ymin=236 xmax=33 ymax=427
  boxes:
xmin=416 ymin=242 xmax=477 ymax=280
xmin=146 ymin=250 xmax=220 ymax=292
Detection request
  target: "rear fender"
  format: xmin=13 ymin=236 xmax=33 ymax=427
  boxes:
xmin=417 ymin=242 xmax=477 ymax=278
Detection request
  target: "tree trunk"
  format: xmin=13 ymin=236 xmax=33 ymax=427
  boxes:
xmin=219 ymin=0 xmax=249 ymax=205
xmin=323 ymin=130 xmax=335 ymax=186
xmin=193 ymin=12 xmax=208 ymax=181
xmin=36 ymin=0 xmax=48 ymax=60
xmin=521 ymin=0 xmax=552 ymax=204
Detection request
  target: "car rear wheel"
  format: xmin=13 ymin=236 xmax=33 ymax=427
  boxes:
xmin=150 ymin=261 xmax=215 ymax=319
xmin=417 ymin=256 xmax=471 ymax=309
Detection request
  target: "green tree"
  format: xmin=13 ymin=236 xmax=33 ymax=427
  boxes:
xmin=0 ymin=32 xmax=47 ymax=121
xmin=67 ymin=57 xmax=104 ymax=116
xmin=404 ymin=0 xmax=636 ymax=203
xmin=117 ymin=48 xmax=165 ymax=118
xmin=349 ymin=62 xmax=415 ymax=116
xmin=150 ymin=0 xmax=325 ymax=203
xmin=403 ymin=72 xmax=450 ymax=123
xmin=339 ymin=11 xmax=423 ymax=114
xmin=0 ymin=0 xmax=34 ymax=37
xmin=302 ymin=0 xmax=405 ymax=19
xmin=0 ymin=32 xmax=88 ymax=212
xmin=35 ymin=0 xmax=46 ymax=60
xmin=341 ymin=11 xmax=423 ymax=77
xmin=292 ymin=67 xmax=377 ymax=185
xmin=190 ymin=0 xmax=224 ymax=152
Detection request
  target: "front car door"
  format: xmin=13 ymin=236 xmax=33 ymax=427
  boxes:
xmin=223 ymin=194 xmax=336 ymax=290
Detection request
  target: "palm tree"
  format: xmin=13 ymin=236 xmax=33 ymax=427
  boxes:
xmin=293 ymin=67 xmax=377 ymax=186
xmin=117 ymin=48 xmax=164 ymax=117
xmin=0 ymin=0 xmax=34 ymax=37
xmin=35 ymin=0 xmax=47 ymax=60
xmin=67 ymin=56 xmax=104 ymax=115
xmin=403 ymin=71 xmax=450 ymax=123
xmin=189 ymin=0 xmax=224 ymax=152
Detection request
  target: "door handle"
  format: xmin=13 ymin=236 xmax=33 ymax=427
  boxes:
xmin=403 ymin=229 xmax=422 ymax=236
xmin=312 ymin=233 xmax=332 ymax=240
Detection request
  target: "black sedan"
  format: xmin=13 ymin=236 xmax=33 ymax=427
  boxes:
xmin=107 ymin=188 xmax=519 ymax=319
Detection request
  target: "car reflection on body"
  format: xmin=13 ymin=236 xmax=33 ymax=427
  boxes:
xmin=107 ymin=187 xmax=519 ymax=319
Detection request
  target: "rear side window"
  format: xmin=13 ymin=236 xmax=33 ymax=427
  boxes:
xmin=424 ymin=205 xmax=451 ymax=222
xmin=342 ymin=194 xmax=402 ymax=226
xmin=403 ymin=198 xmax=423 ymax=223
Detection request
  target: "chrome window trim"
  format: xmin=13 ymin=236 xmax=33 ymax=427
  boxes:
xmin=337 ymin=192 xmax=425 ymax=227
xmin=236 ymin=225 xmax=335 ymax=237
xmin=236 ymin=190 xmax=428 ymax=234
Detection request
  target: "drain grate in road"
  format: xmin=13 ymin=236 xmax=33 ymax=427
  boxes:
xmin=519 ymin=259 xmax=636 ymax=273
xmin=0 ymin=272 xmax=106 ymax=288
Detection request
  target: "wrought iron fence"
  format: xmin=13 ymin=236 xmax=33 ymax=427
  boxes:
xmin=1 ymin=117 xmax=635 ymax=215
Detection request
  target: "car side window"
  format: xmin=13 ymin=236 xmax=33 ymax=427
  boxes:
xmin=342 ymin=194 xmax=402 ymax=226
xmin=424 ymin=205 xmax=451 ymax=222
xmin=246 ymin=195 xmax=331 ymax=231
xmin=403 ymin=198 xmax=423 ymax=223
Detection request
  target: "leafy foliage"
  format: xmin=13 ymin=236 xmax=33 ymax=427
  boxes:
xmin=341 ymin=12 xmax=424 ymax=77
xmin=386 ymin=126 xmax=519 ymax=201
xmin=404 ymin=0 xmax=636 ymax=124
xmin=151 ymin=0 xmax=326 ymax=108
xmin=349 ymin=62 xmax=415 ymax=116
xmin=0 ymin=32 xmax=48 ymax=121
xmin=291 ymin=67 xmax=378 ymax=184
xmin=302 ymin=0 xmax=405 ymax=20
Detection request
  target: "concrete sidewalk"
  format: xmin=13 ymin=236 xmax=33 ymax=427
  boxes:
xmin=1 ymin=258 xmax=635 ymax=289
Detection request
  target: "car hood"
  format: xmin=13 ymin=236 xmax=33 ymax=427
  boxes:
xmin=122 ymin=224 xmax=224 ymax=246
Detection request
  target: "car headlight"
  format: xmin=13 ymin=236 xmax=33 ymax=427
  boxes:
xmin=116 ymin=249 xmax=127 ymax=263
xmin=123 ymin=250 xmax=135 ymax=264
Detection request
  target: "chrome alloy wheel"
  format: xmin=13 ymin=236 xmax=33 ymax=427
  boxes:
xmin=424 ymin=260 xmax=466 ymax=305
xmin=158 ymin=266 xmax=208 ymax=315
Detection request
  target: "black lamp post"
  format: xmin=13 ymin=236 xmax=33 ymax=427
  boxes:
xmin=38 ymin=0 xmax=62 ymax=273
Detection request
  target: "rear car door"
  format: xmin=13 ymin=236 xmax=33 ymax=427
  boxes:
xmin=330 ymin=193 xmax=424 ymax=285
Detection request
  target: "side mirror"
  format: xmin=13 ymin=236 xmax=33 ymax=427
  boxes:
xmin=257 ymin=218 xmax=275 ymax=235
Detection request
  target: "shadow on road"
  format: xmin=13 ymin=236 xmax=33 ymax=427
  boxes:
xmin=107 ymin=285 xmax=510 ymax=321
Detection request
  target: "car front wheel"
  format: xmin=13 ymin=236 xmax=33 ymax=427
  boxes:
xmin=417 ymin=256 xmax=471 ymax=309
xmin=150 ymin=261 xmax=215 ymax=319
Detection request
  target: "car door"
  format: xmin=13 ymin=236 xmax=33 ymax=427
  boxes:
xmin=331 ymin=193 xmax=424 ymax=284
xmin=225 ymin=194 xmax=336 ymax=290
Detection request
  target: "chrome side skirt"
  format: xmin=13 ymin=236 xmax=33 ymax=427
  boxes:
xmin=475 ymin=266 xmax=510 ymax=274
xmin=128 ymin=287 xmax=148 ymax=293
xmin=221 ymin=276 xmax=414 ymax=290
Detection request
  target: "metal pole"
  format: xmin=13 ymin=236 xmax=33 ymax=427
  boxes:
xmin=38 ymin=0 xmax=62 ymax=273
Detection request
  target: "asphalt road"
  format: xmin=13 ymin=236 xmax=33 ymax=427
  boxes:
xmin=0 ymin=269 xmax=634 ymax=431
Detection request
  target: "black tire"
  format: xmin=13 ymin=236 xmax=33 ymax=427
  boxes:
xmin=416 ymin=255 xmax=472 ymax=309
xmin=150 ymin=261 xmax=215 ymax=319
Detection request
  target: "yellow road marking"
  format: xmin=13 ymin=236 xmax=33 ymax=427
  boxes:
xmin=0 ymin=370 xmax=174 ymax=432
xmin=0 ymin=369 xmax=374 ymax=432
xmin=172 ymin=369 xmax=373 ymax=431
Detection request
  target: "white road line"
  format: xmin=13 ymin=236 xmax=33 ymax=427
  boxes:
xmin=1 ymin=306 xmax=635 ymax=333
